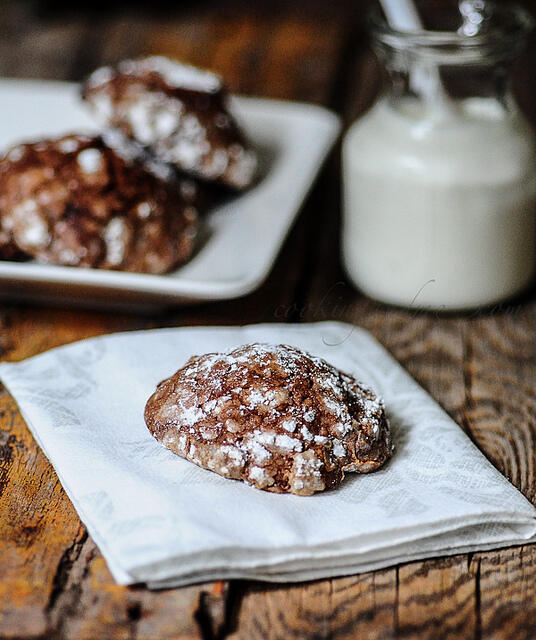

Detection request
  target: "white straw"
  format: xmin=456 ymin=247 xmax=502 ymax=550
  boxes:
xmin=379 ymin=0 xmax=425 ymax=31
xmin=378 ymin=0 xmax=450 ymax=106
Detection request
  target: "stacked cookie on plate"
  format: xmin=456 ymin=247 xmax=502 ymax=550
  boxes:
xmin=0 ymin=57 xmax=258 ymax=273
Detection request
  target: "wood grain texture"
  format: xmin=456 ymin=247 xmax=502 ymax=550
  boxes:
xmin=231 ymin=558 xmax=478 ymax=640
xmin=225 ymin=0 xmax=536 ymax=637
xmin=2 ymin=0 xmax=536 ymax=638
xmin=478 ymin=547 xmax=536 ymax=640
xmin=228 ymin=571 xmax=398 ymax=640
xmin=46 ymin=533 xmax=220 ymax=640
xmin=0 ymin=2 xmax=348 ymax=639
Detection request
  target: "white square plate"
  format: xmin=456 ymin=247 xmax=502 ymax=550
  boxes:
xmin=0 ymin=79 xmax=340 ymax=306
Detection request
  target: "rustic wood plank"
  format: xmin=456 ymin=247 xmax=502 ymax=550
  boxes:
xmin=396 ymin=556 xmax=477 ymax=639
xmin=228 ymin=570 xmax=398 ymax=640
xmin=458 ymin=310 xmax=536 ymax=501
xmin=48 ymin=534 xmax=218 ymax=640
xmin=295 ymin=226 xmax=536 ymax=639
xmin=0 ymin=3 xmax=348 ymax=639
xmin=231 ymin=556 xmax=479 ymax=640
xmin=0 ymin=305 xmax=146 ymax=362
xmin=0 ymin=8 xmax=215 ymax=639
xmin=228 ymin=18 xmax=478 ymax=638
xmin=283 ymin=15 xmax=536 ymax=640
xmin=477 ymin=546 xmax=536 ymax=640
xmin=3 ymin=1 xmax=536 ymax=638
xmin=0 ymin=4 xmax=89 ymax=81
xmin=0 ymin=388 xmax=84 ymax=637
xmin=230 ymin=3 xmax=536 ymax=638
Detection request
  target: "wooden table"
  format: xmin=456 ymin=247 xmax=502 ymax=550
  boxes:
xmin=2 ymin=1 xmax=536 ymax=637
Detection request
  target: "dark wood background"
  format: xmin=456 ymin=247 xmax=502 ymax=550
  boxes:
xmin=1 ymin=0 xmax=536 ymax=638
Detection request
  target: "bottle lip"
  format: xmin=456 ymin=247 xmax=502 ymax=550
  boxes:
xmin=368 ymin=1 xmax=534 ymax=64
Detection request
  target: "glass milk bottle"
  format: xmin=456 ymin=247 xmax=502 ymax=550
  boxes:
xmin=342 ymin=2 xmax=536 ymax=310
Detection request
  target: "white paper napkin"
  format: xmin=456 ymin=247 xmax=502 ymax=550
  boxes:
xmin=1 ymin=321 xmax=535 ymax=588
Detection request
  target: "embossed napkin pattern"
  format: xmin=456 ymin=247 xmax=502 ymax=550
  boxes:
xmin=1 ymin=322 xmax=535 ymax=588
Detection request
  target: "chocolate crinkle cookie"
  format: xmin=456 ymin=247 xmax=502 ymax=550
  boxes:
xmin=0 ymin=133 xmax=199 ymax=273
xmin=145 ymin=343 xmax=392 ymax=495
xmin=82 ymin=56 xmax=258 ymax=190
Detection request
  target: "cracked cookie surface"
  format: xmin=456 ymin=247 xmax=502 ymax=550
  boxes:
xmin=145 ymin=343 xmax=392 ymax=495
xmin=0 ymin=133 xmax=199 ymax=273
xmin=82 ymin=56 xmax=258 ymax=190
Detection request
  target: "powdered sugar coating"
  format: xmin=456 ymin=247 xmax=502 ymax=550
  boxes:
xmin=145 ymin=343 xmax=392 ymax=495
xmin=77 ymin=148 xmax=104 ymax=174
xmin=0 ymin=134 xmax=199 ymax=273
xmin=82 ymin=56 xmax=258 ymax=190
xmin=119 ymin=56 xmax=222 ymax=93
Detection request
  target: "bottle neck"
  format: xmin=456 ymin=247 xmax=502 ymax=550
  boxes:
xmin=380 ymin=55 xmax=514 ymax=109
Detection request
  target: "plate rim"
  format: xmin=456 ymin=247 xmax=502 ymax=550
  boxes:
xmin=0 ymin=79 xmax=341 ymax=303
